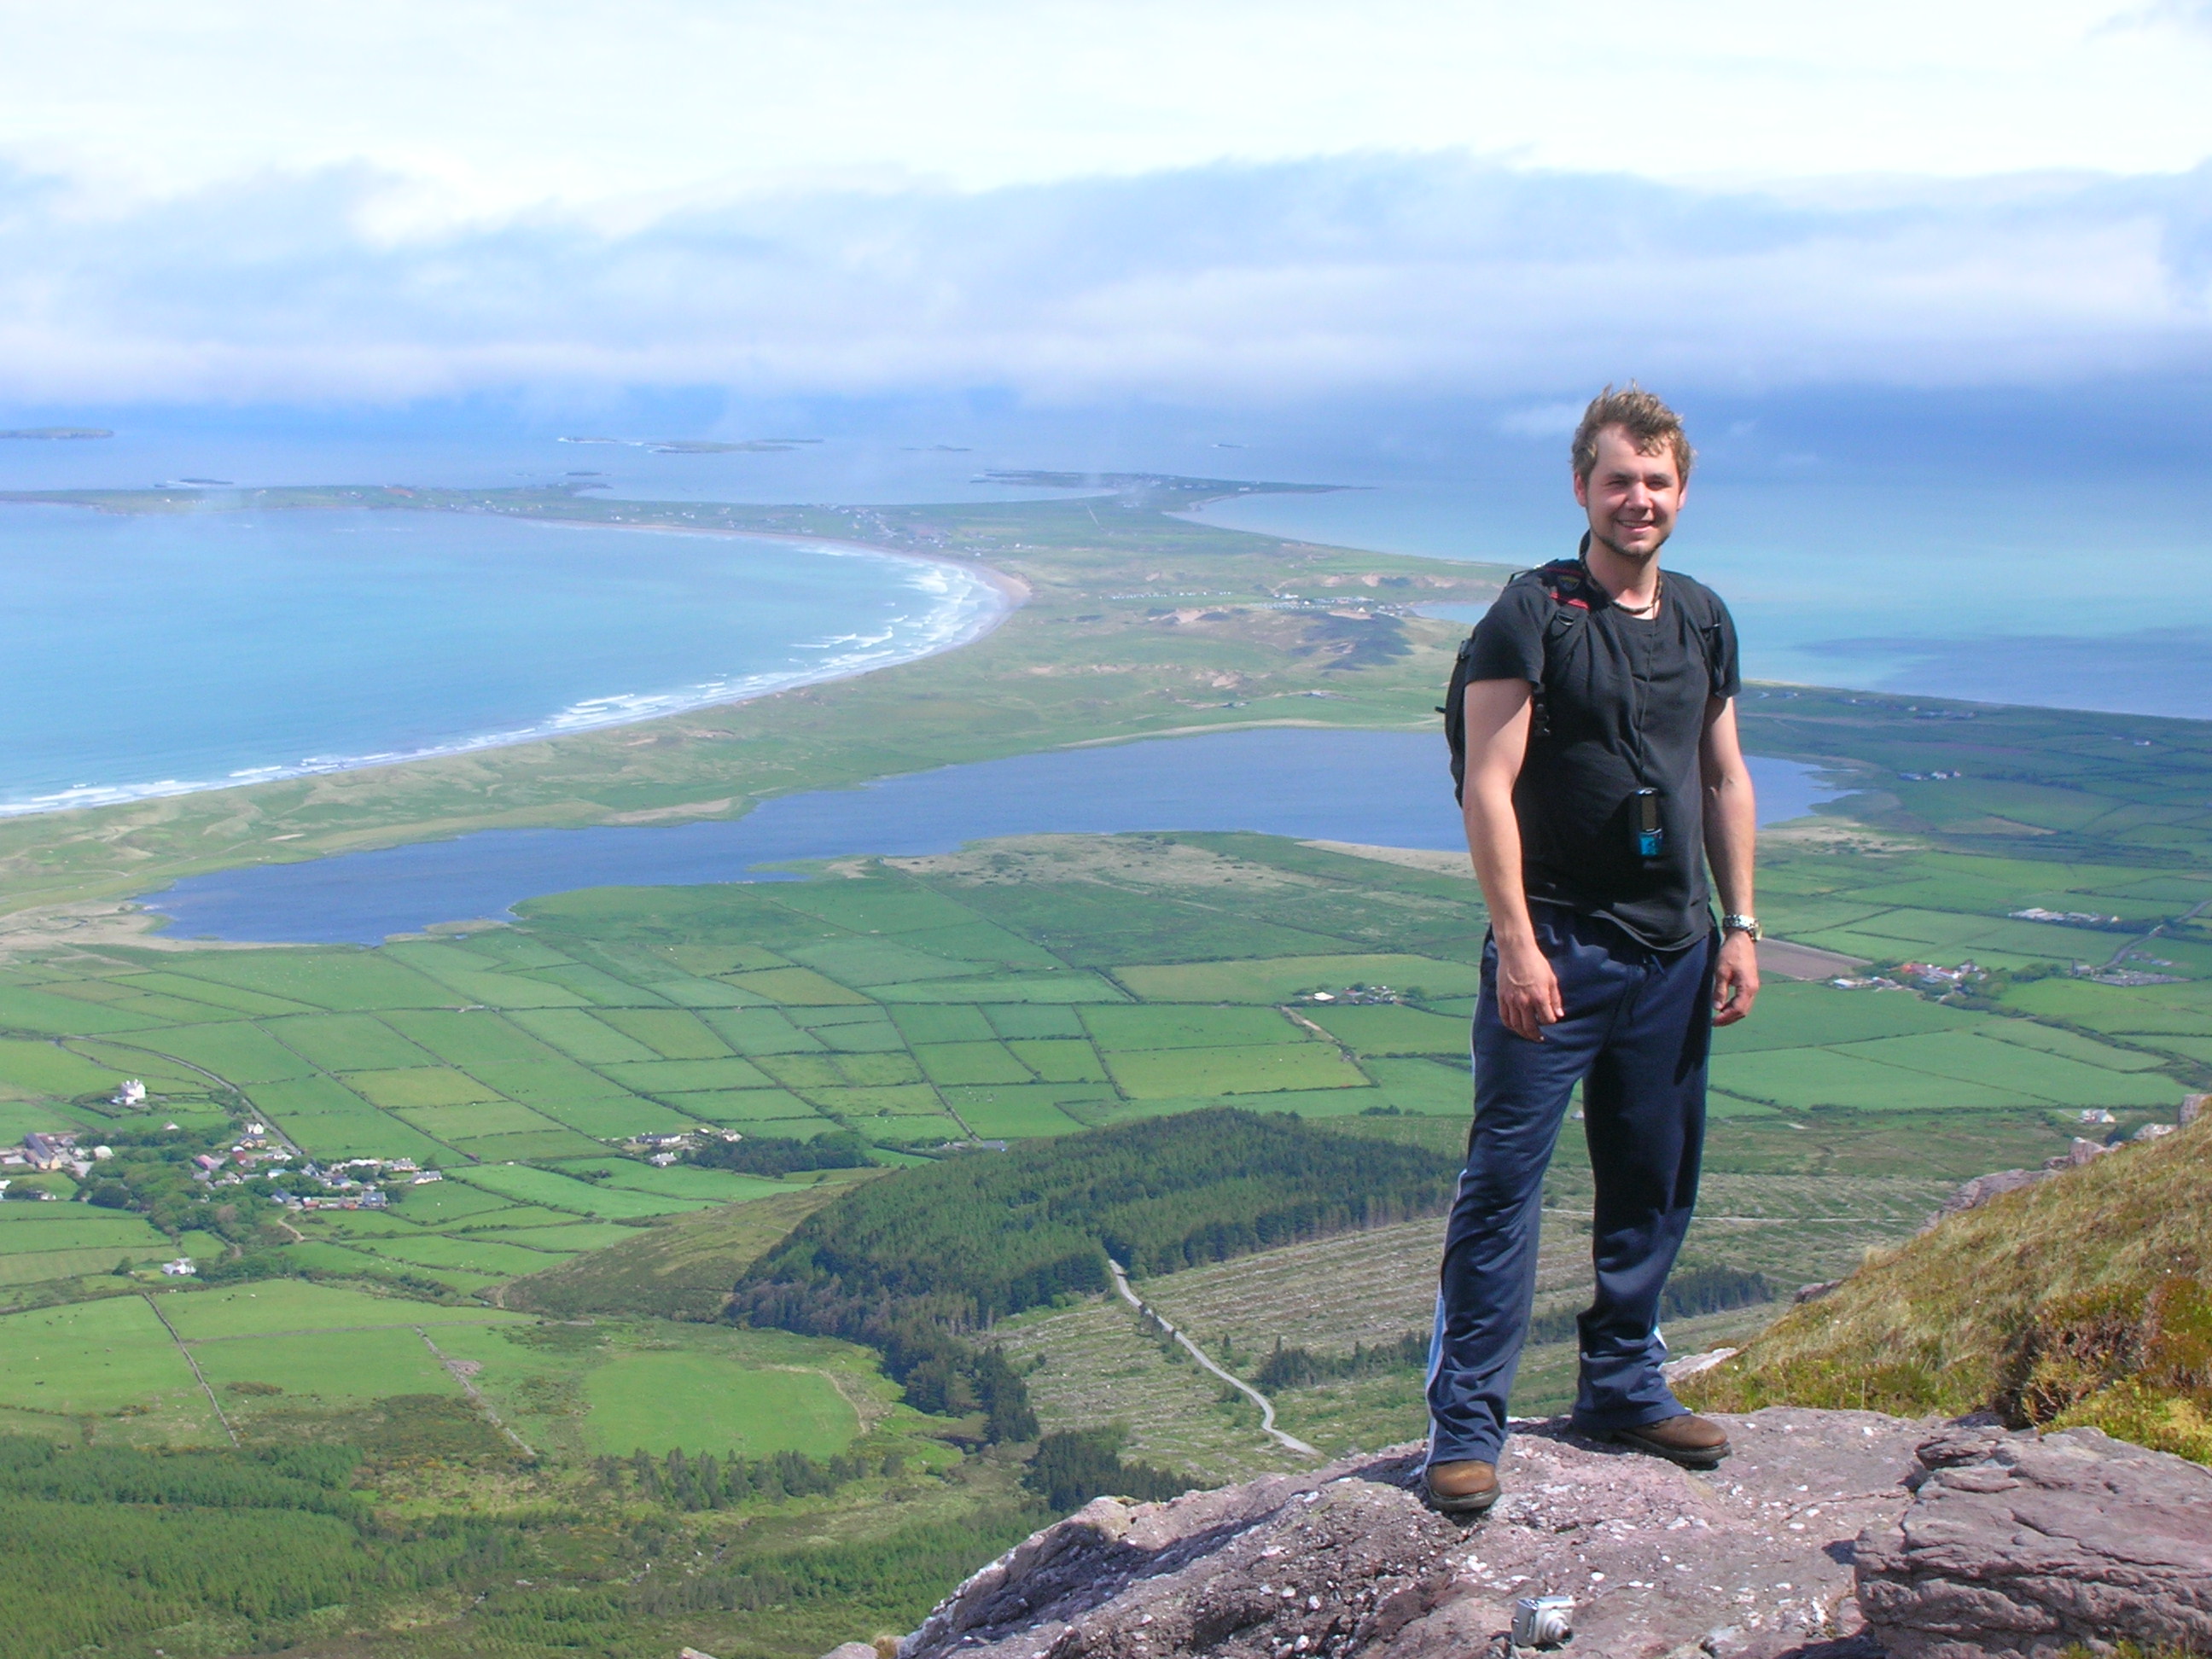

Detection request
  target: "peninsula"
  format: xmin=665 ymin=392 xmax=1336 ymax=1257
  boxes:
xmin=0 ymin=471 xmax=2207 ymax=1659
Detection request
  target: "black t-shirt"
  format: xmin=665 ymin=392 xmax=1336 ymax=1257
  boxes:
xmin=1465 ymin=550 xmax=1741 ymax=950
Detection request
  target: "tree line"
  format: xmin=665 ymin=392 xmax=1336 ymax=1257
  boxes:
xmin=1021 ymin=1428 xmax=1190 ymax=1512
xmin=731 ymin=1109 xmax=1458 ymax=1447
xmin=684 ymin=1128 xmax=874 ymax=1177
xmin=592 ymin=1444 xmax=905 ymax=1511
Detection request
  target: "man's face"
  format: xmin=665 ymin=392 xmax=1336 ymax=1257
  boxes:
xmin=1573 ymin=425 xmax=1685 ymax=561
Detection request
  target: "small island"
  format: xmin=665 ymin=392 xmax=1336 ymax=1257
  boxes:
xmin=0 ymin=426 xmax=114 ymax=439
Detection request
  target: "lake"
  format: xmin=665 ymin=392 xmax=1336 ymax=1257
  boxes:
xmin=145 ymin=728 xmax=1840 ymax=942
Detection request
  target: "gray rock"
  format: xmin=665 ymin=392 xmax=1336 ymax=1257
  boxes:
xmin=2180 ymin=1092 xmax=2207 ymax=1126
xmin=1924 ymin=1171 xmax=2046 ymax=1232
xmin=892 ymin=1408 xmax=1936 ymax=1659
xmin=2052 ymin=1138 xmax=2109 ymax=1169
xmin=1661 ymin=1347 xmax=1740 ymax=1383
xmin=818 ymin=1647 xmax=880 ymax=1659
xmin=1854 ymin=1424 xmax=2212 ymax=1659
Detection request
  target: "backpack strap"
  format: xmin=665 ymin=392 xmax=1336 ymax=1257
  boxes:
xmin=1657 ymin=573 xmax=1732 ymax=696
xmin=1443 ymin=559 xmax=1595 ymax=801
xmin=1526 ymin=560 xmax=1591 ymax=740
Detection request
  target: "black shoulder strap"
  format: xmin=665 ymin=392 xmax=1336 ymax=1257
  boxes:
xmin=1445 ymin=561 xmax=1592 ymax=802
xmin=1662 ymin=574 xmax=1730 ymax=689
xmin=1526 ymin=560 xmax=1591 ymax=738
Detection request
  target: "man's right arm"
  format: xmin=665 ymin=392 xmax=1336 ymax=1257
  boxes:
xmin=1461 ymin=678 xmax=1562 ymax=1041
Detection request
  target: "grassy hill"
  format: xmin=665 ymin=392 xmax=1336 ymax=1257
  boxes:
xmin=501 ymin=1181 xmax=861 ymax=1319
xmin=1684 ymin=1115 xmax=2211 ymax=1461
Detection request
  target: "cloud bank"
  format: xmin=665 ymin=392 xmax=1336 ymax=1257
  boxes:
xmin=3 ymin=151 xmax=2207 ymax=408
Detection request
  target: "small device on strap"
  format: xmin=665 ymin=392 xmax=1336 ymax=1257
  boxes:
xmin=1633 ymin=787 xmax=1665 ymax=863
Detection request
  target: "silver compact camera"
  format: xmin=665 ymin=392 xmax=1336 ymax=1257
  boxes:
xmin=1511 ymin=1595 xmax=1575 ymax=1647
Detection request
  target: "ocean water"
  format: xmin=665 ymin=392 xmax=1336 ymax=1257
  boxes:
xmin=1195 ymin=472 xmax=2212 ymax=720
xmin=6 ymin=398 xmax=2206 ymax=823
xmin=145 ymin=729 xmax=1837 ymax=942
xmin=0 ymin=504 xmax=1002 ymax=814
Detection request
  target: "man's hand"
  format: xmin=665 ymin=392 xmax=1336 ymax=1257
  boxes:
xmin=1713 ymin=929 xmax=1760 ymax=1027
xmin=1496 ymin=937 xmax=1566 ymax=1042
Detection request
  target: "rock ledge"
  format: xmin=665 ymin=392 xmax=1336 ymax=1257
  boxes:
xmin=1855 ymin=1421 xmax=2212 ymax=1659
xmin=875 ymin=1408 xmax=1936 ymax=1659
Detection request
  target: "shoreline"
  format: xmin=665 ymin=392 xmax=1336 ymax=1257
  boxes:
xmin=0 ymin=517 xmax=1022 ymax=822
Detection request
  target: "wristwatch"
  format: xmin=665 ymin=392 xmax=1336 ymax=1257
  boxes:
xmin=1720 ymin=914 xmax=1763 ymax=940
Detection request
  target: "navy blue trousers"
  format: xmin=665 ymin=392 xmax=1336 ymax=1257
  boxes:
xmin=1425 ymin=906 xmax=1716 ymax=1466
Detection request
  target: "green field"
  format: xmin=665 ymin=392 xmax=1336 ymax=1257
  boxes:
xmin=346 ymin=1067 xmax=506 ymax=1109
xmin=8 ymin=479 xmax=2212 ymax=1656
xmin=190 ymin=1325 xmax=462 ymax=1403
xmin=154 ymin=1280 xmax=531 ymax=1338
xmin=580 ymin=1350 xmax=859 ymax=1458
xmin=1082 ymin=1004 xmax=1308 ymax=1051
xmin=1110 ymin=954 xmax=1481 ymax=1004
xmin=445 ymin=1165 xmax=705 ymax=1217
xmin=1103 ymin=1043 xmax=1368 ymax=1097
xmin=5 ymin=803 xmax=2204 ymax=1332
xmin=0 ymin=1296 xmax=200 ymax=1414
xmin=1302 ymin=1004 xmax=1470 ymax=1055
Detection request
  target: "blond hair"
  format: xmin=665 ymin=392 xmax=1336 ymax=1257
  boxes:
xmin=1571 ymin=385 xmax=1695 ymax=484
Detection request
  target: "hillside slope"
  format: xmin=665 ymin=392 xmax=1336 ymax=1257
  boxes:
xmin=1685 ymin=1115 xmax=2211 ymax=1460
xmin=501 ymin=1182 xmax=859 ymax=1318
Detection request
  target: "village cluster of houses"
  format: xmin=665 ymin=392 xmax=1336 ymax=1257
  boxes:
xmin=1301 ymin=984 xmax=1405 ymax=1005
xmin=625 ymin=1128 xmax=742 ymax=1166
xmin=223 ymin=1148 xmax=444 ymax=1210
xmin=2 ymin=1129 xmax=112 ymax=1179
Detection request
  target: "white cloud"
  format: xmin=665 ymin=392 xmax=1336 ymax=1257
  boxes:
xmin=1497 ymin=403 xmax=1587 ymax=438
xmin=0 ymin=0 xmax=2207 ymax=213
xmin=0 ymin=152 xmax=2206 ymax=408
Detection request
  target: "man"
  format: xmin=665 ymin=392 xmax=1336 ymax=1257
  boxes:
xmin=1424 ymin=386 xmax=1760 ymax=1516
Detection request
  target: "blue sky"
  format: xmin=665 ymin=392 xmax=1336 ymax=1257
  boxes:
xmin=2 ymin=1 xmax=2209 ymax=411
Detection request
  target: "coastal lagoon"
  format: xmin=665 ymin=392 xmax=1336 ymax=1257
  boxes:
xmin=146 ymin=729 xmax=1839 ymax=942
xmin=0 ymin=504 xmax=1001 ymax=814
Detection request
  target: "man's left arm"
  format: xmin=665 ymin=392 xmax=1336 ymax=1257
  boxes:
xmin=1700 ymin=696 xmax=1760 ymax=1027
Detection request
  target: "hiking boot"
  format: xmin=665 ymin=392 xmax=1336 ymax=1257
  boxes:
xmin=1423 ymin=1458 xmax=1501 ymax=1516
xmin=1609 ymin=1414 xmax=1730 ymax=1469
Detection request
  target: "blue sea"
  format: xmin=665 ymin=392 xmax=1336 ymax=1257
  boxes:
xmin=0 ymin=504 xmax=1003 ymax=814
xmin=3 ymin=394 xmax=2207 ymax=823
xmin=1191 ymin=475 xmax=2212 ymax=719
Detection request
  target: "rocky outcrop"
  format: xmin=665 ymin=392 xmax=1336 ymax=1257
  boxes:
xmin=1923 ymin=1129 xmax=2186 ymax=1232
xmin=1854 ymin=1422 xmax=2212 ymax=1659
xmin=873 ymin=1408 xmax=1941 ymax=1659
xmin=835 ymin=1416 xmax=2212 ymax=1659
xmin=1927 ymin=1171 xmax=2047 ymax=1230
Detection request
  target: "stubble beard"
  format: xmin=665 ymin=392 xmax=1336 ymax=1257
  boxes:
xmin=1591 ymin=523 xmax=1668 ymax=568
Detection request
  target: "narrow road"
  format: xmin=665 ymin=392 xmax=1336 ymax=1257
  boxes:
xmin=143 ymin=1292 xmax=238 ymax=1447
xmin=1105 ymin=1257 xmax=1318 ymax=1458
xmin=2104 ymin=897 xmax=2212 ymax=969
